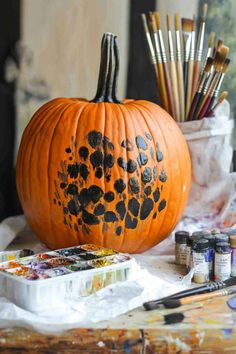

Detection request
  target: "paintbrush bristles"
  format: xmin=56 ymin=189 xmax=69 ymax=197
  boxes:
xmin=205 ymin=57 xmax=214 ymax=72
xmin=141 ymin=14 xmax=149 ymax=33
xmin=182 ymin=18 xmax=193 ymax=32
xmin=201 ymin=3 xmax=208 ymax=21
xmin=166 ymin=14 xmax=170 ymax=31
xmin=174 ymin=13 xmax=180 ymax=31
xmin=154 ymin=12 xmax=161 ymax=30
xmin=222 ymin=58 xmax=230 ymax=73
xmin=209 ymin=32 xmax=215 ymax=48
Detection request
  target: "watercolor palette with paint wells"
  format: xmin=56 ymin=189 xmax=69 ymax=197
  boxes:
xmin=0 ymin=244 xmax=135 ymax=312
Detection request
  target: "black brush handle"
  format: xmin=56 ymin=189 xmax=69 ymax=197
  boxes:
xmin=183 ymin=61 xmax=188 ymax=99
xmin=187 ymin=91 xmax=201 ymax=121
xmin=205 ymin=96 xmax=215 ymax=116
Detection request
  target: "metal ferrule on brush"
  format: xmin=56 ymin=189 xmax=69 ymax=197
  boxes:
xmin=196 ymin=22 xmax=206 ymax=61
xmin=153 ymin=32 xmax=163 ymax=63
xmin=184 ymin=34 xmax=191 ymax=62
xmin=168 ymin=31 xmax=175 ymax=62
xmin=176 ymin=31 xmax=182 ymax=61
xmin=197 ymin=71 xmax=208 ymax=93
xmin=158 ymin=30 xmax=167 ymax=63
xmin=202 ymin=71 xmax=214 ymax=95
xmin=213 ymin=73 xmax=225 ymax=98
xmin=190 ymin=31 xmax=195 ymax=61
xmin=146 ymin=32 xmax=157 ymax=64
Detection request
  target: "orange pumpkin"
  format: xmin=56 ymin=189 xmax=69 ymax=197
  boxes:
xmin=16 ymin=33 xmax=191 ymax=253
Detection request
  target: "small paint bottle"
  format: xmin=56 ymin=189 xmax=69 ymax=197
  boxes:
xmin=215 ymin=233 xmax=229 ymax=244
xmin=214 ymin=242 xmax=231 ymax=281
xmin=185 ymin=235 xmax=193 ymax=272
xmin=192 ymin=239 xmax=210 ymax=283
xmin=230 ymin=235 xmax=236 ymax=276
xmin=203 ymin=234 xmax=215 ymax=280
xmin=175 ymin=231 xmax=189 ymax=265
xmin=192 ymin=230 xmax=211 ymax=239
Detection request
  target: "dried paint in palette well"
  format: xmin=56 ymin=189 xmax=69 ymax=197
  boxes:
xmin=0 ymin=245 xmax=135 ymax=312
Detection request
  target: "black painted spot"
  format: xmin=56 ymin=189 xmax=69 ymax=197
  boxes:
xmin=150 ymin=147 xmax=155 ymax=161
xmin=67 ymin=163 xmax=79 ymax=178
xmin=141 ymin=167 xmax=152 ymax=184
xmin=104 ymin=211 xmax=118 ymax=222
xmin=58 ymin=201 xmax=61 ymax=206
xmin=79 ymin=146 xmax=89 ymax=160
xmin=127 ymin=160 xmax=137 ymax=173
xmin=118 ymin=157 xmax=127 ymax=171
xmin=53 ymin=198 xmax=57 ymax=204
xmin=136 ymin=135 xmax=148 ymax=150
xmin=88 ymin=131 xmax=102 ymax=148
xmin=82 ymin=210 xmax=100 ymax=225
xmin=125 ymin=213 xmax=138 ymax=229
xmin=114 ymin=179 xmax=126 ymax=193
xmin=63 ymin=207 xmax=68 ymax=215
xmin=104 ymin=154 xmax=114 ymax=168
xmin=78 ymin=188 xmax=91 ymax=208
xmin=69 ymin=157 xmax=73 ymax=161
xmin=121 ymin=139 xmax=134 ymax=151
xmin=145 ymin=132 xmax=152 ymax=141
xmin=159 ymin=169 xmax=167 ymax=182
xmin=153 ymin=212 xmax=157 ymax=219
xmin=116 ymin=226 xmax=122 ymax=236
xmin=60 ymin=182 xmax=67 ymax=189
xmin=65 ymin=147 xmax=71 ymax=153
xmin=137 ymin=152 xmax=148 ymax=166
xmin=103 ymin=136 xmax=114 ymax=150
xmin=153 ymin=166 xmax=157 ymax=181
xmin=88 ymin=185 xmax=104 ymax=203
xmin=78 ymin=218 xmax=82 ymax=225
xmin=95 ymin=167 xmax=103 ymax=179
xmin=158 ymin=199 xmax=167 ymax=212
xmin=67 ymin=183 xmax=78 ymax=195
xmin=68 ymin=199 xmax=79 ymax=216
xmin=156 ymin=150 xmax=164 ymax=162
xmin=104 ymin=191 xmax=115 ymax=202
xmin=128 ymin=177 xmax=140 ymax=194
xmin=116 ymin=201 xmax=126 ymax=220
xmin=128 ymin=198 xmax=140 ymax=217
xmin=94 ymin=203 xmax=105 ymax=216
xmin=144 ymin=186 xmax=152 ymax=196
xmin=90 ymin=150 xmax=103 ymax=168
xmin=105 ymin=174 xmax=111 ymax=182
xmin=79 ymin=164 xmax=89 ymax=181
xmin=153 ymin=187 xmax=160 ymax=202
xmin=140 ymin=198 xmax=154 ymax=220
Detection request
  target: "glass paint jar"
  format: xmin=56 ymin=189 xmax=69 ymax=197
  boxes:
xmin=186 ymin=235 xmax=193 ymax=272
xmin=204 ymin=234 xmax=215 ymax=280
xmin=230 ymin=235 xmax=236 ymax=276
xmin=192 ymin=239 xmax=209 ymax=283
xmin=214 ymin=242 xmax=231 ymax=281
xmin=175 ymin=231 xmax=189 ymax=265
xmin=215 ymin=233 xmax=229 ymax=244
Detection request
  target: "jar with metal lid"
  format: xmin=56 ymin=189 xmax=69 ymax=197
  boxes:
xmin=203 ymin=234 xmax=215 ymax=280
xmin=211 ymin=229 xmax=221 ymax=235
xmin=175 ymin=231 xmax=189 ymax=265
xmin=192 ymin=230 xmax=211 ymax=239
xmin=230 ymin=235 xmax=236 ymax=276
xmin=192 ymin=239 xmax=210 ymax=283
xmin=215 ymin=234 xmax=229 ymax=244
xmin=214 ymin=242 xmax=231 ymax=281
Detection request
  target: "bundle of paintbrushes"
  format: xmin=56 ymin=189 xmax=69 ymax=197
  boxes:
xmin=141 ymin=4 xmax=230 ymax=122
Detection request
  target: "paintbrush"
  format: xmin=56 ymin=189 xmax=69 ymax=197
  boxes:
xmin=162 ymin=286 xmax=236 ymax=309
xmin=155 ymin=11 xmax=177 ymax=120
xmin=148 ymin=13 xmax=170 ymax=112
xmin=143 ymin=275 xmax=236 ymax=311
xmin=175 ymin=13 xmax=185 ymax=121
xmin=186 ymin=17 xmax=195 ymax=116
xmin=166 ymin=14 xmax=180 ymax=122
xmin=192 ymin=3 xmax=208 ymax=97
xmin=207 ymin=91 xmax=228 ymax=117
xmin=182 ymin=18 xmax=193 ymax=104
xmin=187 ymin=57 xmax=214 ymax=121
xmin=201 ymin=31 xmax=215 ymax=79
xmin=141 ymin=14 xmax=157 ymax=73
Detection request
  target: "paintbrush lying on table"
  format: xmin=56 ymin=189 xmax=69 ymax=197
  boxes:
xmin=143 ymin=276 xmax=236 ymax=310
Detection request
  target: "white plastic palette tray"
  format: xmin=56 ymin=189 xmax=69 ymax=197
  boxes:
xmin=0 ymin=244 xmax=135 ymax=312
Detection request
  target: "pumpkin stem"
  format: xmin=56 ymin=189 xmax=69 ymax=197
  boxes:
xmin=91 ymin=32 xmax=121 ymax=103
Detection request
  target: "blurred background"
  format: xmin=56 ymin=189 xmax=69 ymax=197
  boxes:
xmin=0 ymin=0 xmax=235 ymax=221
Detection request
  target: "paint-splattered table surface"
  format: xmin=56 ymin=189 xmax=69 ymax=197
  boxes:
xmin=1 ymin=234 xmax=236 ymax=353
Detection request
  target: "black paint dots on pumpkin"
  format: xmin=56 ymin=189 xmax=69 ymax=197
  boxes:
xmin=153 ymin=212 xmax=157 ymax=219
xmin=116 ymin=201 xmax=126 ymax=220
xmin=156 ymin=150 xmax=164 ymax=162
xmin=67 ymin=183 xmax=78 ymax=195
xmin=104 ymin=211 xmax=118 ymax=223
xmin=60 ymin=182 xmax=67 ymax=189
xmin=68 ymin=199 xmax=80 ymax=216
xmin=95 ymin=167 xmax=103 ymax=179
xmin=53 ymin=198 xmax=57 ymax=204
xmin=128 ymin=198 xmax=140 ymax=217
xmin=88 ymin=131 xmax=102 ymax=148
xmin=127 ymin=160 xmax=137 ymax=173
xmin=78 ymin=218 xmax=82 ymax=225
xmin=65 ymin=147 xmax=71 ymax=153
xmin=158 ymin=199 xmax=167 ymax=212
xmin=103 ymin=136 xmax=114 ymax=150
xmin=114 ymin=179 xmax=126 ymax=193
xmin=121 ymin=139 xmax=134 ymax=151
xmin=159 ymin=169 xmax=167 ymax=182
xmin=116 ymin=226 xmax=122 ymax=236
xmin=153 ymin=166 xmax=157 ymax=181
xmin=78 ymin=189 xmax=91 ymax=208
xmin=63 ymin=207 xmax=69 ymax=215
xmin=150 ymin=147 xmax=155 ymax=161
xmin=104 ymin=191 xmax=115 ymax=202
xmin=137 ymin=152 xmax=148 ymax=166
xmin=128 ymin=177 xmax=140 ymax=194
xmin=90 ymin=150 xmax=103 ymax=168
xmin=79 ymin=146 xmax=89 ymax=160
xmin=117 ymin=157 xmax=127 ymax=171
xmin=67 ymin=163 xmax=79 ymax=178
xmin=141 ymin=167 xmax=152 ymax=184
xmin=125 ymin=213 xmax=138 ymax=229
xmin=82 ymin=210 xmax=100 ymax=225
xmin=89 ymin=185 xmax=104 ymax=203
xmin=145 ymin=132 xmax=152 ymax=141
xmin=153 ymin=187 xmax=160 ymax=202
xmin=136 ymin=135 xmax=148 ymax=150
xmin=79 ymin=164 xmax=89 ymax=181
xmin=94 ymin=203 xmax=105 ymax=216
xmin=104 ymin=154 xmax=114 ymax=169
xmin=144 ymin=186 xmax=152 ymax=196
xmin=140 ymin=198 xmax=154 ymax=220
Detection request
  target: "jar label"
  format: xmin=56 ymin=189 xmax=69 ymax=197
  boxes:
xmin=215 ymin=252 xmax=231 ymax=281
xmin=175 ymin=244 xmax=187 ymax=265
xmin=192 ymin=251 xmax=209 ymax=283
